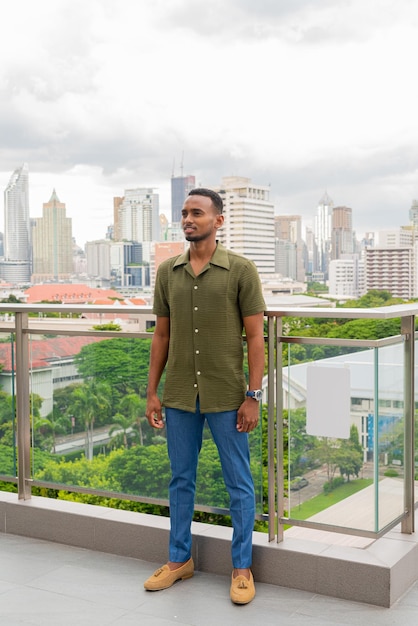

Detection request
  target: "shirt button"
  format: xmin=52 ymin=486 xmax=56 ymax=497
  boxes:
xmin=197 ymin=371 xmax=201 ymax=375
xmin=196 ymin=349 xmax=200 ymax=354
xmin=194 ymin=285 xmax=198 ymax=290
xmin=194 ymin=306 xmax=198 ymax=311
xmin=195 ymin=328 xmax=199 ymax=333
xmin=194 ymin=383 xmax=198 ymax=388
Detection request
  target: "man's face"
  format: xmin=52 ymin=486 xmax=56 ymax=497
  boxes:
xmin=181 ymin=195 xmax=224 ymax=243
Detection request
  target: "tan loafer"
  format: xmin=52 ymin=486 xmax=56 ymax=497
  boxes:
xmin=144 ymin=558 xmax=194 ymax=591
xmin=230 ymin=570 xmax=256 ymax=604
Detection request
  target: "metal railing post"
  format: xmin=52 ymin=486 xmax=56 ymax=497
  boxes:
xmin=267 ymin=315 xmax=276 ymax=542
xmin=14 ymin=312 xmax=31 ymax=500
xmin=276 ymin=316 xmax=284 ymax=542
xmin=401 ymin=315 xmax=415 ymax=533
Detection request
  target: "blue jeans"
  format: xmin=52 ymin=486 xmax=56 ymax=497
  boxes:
xmin=165 ymin=402 xmax=255 ymax=568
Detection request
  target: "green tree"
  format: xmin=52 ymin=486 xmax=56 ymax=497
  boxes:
xmin=1 ymin=294 xmax=21 ymax=303
xmin=109 ymin=412 xmax=137 ymax=449
xmin=74 ymin=337 xmax=153 ymax=407
xmin=336 ymin=443 xmax=363 ymax=481
xmin=118 ymin=393 xmax=148 ymax=446
xmin=342 ymin=290 xmax=404 ymax=309
xmin=33 ymin=407 xmax=71 ymax=453
xmin=67 ymin=381 xmax=111 ymax=460
xmin=35 ymin=452 xmax=121 ymax=491
xmin=107 ymin=444 xmax=171 ymax=498
xmin=310 ymin=438 xmax=340 ymax=482
xmin=0 ymin=391 xmax=15 ymax=446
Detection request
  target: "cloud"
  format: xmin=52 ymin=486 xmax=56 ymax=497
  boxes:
xmin=0 ymin=0 xmax=418 ymax=247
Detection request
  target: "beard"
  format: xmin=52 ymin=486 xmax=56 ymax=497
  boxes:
xmin=184 ymin=229 xmax=213 ymax=242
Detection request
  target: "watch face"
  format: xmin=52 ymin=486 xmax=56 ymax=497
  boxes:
xmin=247 ymin=390 xmax=262 ymax=401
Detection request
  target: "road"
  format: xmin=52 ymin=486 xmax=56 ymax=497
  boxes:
xmin=285 ymin=461 xmax=377 ymax=509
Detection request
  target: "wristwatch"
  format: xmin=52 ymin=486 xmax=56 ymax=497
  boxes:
xmin=246 ymin=389 xmax=263 ymax=402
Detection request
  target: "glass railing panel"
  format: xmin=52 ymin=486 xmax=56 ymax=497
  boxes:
xmin=0 ymin=332 xmax=17 ymax=478
xmin=29 ymin=331 xmax=264 ymax=517
xmin=195 ymin=405 xmax=264 ymax=516
xmin=284 ymin=341 xmax=406 ymax=534
xmin=374 ymin=344 xmax=405 ymax=530
xmin=29 ymin=333 xmax=169 ymax=499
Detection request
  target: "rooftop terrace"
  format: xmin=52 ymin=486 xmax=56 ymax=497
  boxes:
xmin=2 ymin=531 xmax=418 ymax=626
xmin=1 ymin=301 xmax=418 ymax=612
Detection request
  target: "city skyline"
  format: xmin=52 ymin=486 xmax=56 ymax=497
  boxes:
xmin=1 ymin=0 xmax=418 ymax=247
xmin=0 ymin=162 xmax=417 ymax=250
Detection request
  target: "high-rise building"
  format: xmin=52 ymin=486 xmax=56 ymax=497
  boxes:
xmin=215 ymin=176 xmax=275 ymax=273
xmin=314 ymin=192 xmax=333 ymax=278
xmin=110 ymin=241 xmax=150 ymax=288
xmin=378 ymin=227 xmax=413 ymax=248
xmin=331 ymin=206 xmax=354 ymax=260
xmin=1 ymin=163 xmax=31 ymax=283
xmin=275 ymin=239 xmax=297 ymax=280
xmin=85 ymin=240 xmax=112 ymax=281
xmin=113 ymin=196 xmax=124 ymax=241
xmin=365 ymin=246 xmax=416 ymax=299
xmin=31 ymin=190 xmax=73 ymax=283
xmin=274 ymin=215 xmax=306 ymax=282
xmin=171 ymin=175 xmax=196 ymax=223
xmin=114 ymin=188 xmax=160 ymax=243
xmin=304 ymin=226 xmax=316 ymax=275
xmin=329 ymin=255 xmax=365 ymax=298
xmin=409 ymin=199 xmax=418 ymax=228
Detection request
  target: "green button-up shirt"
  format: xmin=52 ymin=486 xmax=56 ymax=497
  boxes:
xmin=153 ymin=242 xmax=266 ymax=413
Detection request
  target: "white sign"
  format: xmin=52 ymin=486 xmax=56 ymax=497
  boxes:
xmin=306 ymin=365 xmax=351 ymax=439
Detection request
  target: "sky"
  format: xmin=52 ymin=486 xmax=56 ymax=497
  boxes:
xmin=1 ymin=0 xmax=418 ymax=248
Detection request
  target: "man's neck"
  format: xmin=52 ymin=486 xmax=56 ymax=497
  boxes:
xmin=189 ymin=239 xmax=217 ymax=261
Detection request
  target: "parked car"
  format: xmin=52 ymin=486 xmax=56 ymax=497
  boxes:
xmin=290 ymin=477 xmax=309 ymax=491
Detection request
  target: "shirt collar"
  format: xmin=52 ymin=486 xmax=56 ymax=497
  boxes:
xmin=173 ymin=241 xmax=230 ymax=270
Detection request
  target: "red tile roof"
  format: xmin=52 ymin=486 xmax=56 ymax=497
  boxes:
xmin=25 ymin=284 xmax=125 ymax=304
xmin=0 ymin=336 xmax=104 ymax=372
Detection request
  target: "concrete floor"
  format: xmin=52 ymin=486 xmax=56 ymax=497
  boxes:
xmin=1 ymin=533 xmax=418 ymax=625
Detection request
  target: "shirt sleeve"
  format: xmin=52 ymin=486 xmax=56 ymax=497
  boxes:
xmin=238 ymin=260 xmax=266 ymax=318
xmin=152 ymin=263 xmax=170 ymax=317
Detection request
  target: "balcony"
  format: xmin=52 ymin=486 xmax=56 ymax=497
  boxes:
xmin=2 ymin=531 xmax=418 ymax=625
xmin=1 ymin=302 xmax=418 ymax=612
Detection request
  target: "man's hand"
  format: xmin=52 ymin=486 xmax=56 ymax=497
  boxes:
xmin=145 ymin=394 xmax=165 ymax=429
xmin=236 ymin=398 xmax=260 ymax=433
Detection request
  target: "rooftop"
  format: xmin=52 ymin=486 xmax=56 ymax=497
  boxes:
xmin=2 ymin=532 xmax=418 ymax=625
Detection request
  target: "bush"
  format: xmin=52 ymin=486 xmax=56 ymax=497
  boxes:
xmin=91 ymin=323 xmax=121 ymax=331
xmin=384 ymin=468 xmax=399 ymax=477
xmin=323 ymin=476 xmax=345 ymax=494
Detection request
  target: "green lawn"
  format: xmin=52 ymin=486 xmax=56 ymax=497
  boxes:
xmin=289 ymin=478 xmax=373 ymax=520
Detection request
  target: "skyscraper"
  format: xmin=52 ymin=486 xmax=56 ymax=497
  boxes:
xmin=274 ymin=215 xmax=306 ymax=282
xmin=409 ymin=199 xmax=418 ymax=228
xmin=85 ymin=240 xmax=112 ymax=281
xmin=114 ymin=188 xmax=160 ymax=246
xmin=314 ymin=192 xmax=333 ymax=279
xmin=215 ymin=176 xmax=275 ymax=273
xmin=331 ymin=206 xmax=354 ymax=260
xmin=1 ymin=163 xmax=31 ymax=283
xmin=171 ymin=174 xmax=196 ymax=223
xmin=31 ymin=190 xmax=73 ymax=283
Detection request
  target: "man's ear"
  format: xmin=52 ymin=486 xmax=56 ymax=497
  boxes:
xmin=215 ymin=214 xmax=224 ymax=230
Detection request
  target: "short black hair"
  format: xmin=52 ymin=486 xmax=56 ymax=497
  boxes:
xmin=188 ymin=188 xmax=223 ymax=214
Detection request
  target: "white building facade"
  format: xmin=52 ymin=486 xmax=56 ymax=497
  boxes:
xmin=215 ymin=176 xmax=275 ymax=274
xmin=117 ymin=188 xmax=160 ymax=243
xmin=365 ymin=246 xmax=416 ymax=299
xmin=1 ymin=163 xmax=31 ymax=283
xmin=329 ymin=255 xmax=365 ymax=298
xmin=85 ymin=240 xmax=112 ymax=281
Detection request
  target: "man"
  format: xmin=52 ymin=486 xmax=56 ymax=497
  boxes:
xmin=144 ymin=188 xmax=265 ymax=604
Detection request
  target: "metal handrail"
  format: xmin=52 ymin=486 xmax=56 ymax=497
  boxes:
xmin=2 ymin=301 xmax=417 ymax=541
